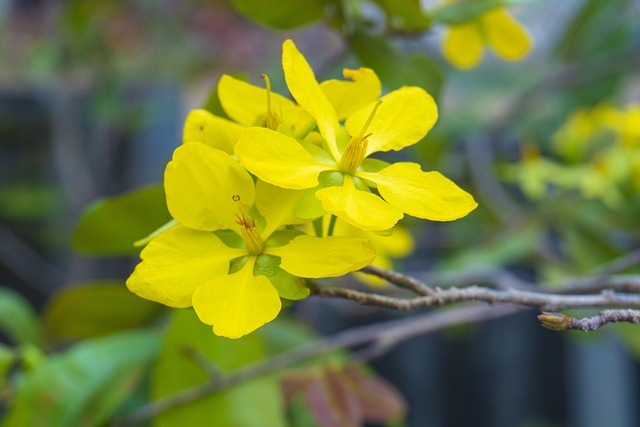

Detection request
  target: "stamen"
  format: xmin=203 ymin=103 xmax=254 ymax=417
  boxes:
xmin=339 ymin=100 xmax=382 ymax=174
xmin=261 ymin=73 xmax=280 ymax=130
xmin=235 ymin=212 xmax=264 ymax=255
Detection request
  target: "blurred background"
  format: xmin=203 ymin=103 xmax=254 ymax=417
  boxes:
xmin=1 ymin=0 xmax=640 ymax=426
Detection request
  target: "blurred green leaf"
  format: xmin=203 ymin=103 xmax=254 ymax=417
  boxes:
xmin=561 ymin=225 xmax=619 ymax=275
xmin=554 ymin=0 xmax=633 ymax=61
xmin=229 ymin=0 xmax=325 ymax=29
xmin=1 ymin=330 xmax=160 ymax=427
xmin=0 ymin=287 xmax=43 ymax=347
xmin=290 ymin=393 xmax=321 ymax=427
xmin=44 ymin=281 xmax=166 ymax=342
xmin=72 ymin=184 xmax=171 ymax=255
xmin=0 ymin=184 xmax=62 ymax=221
xmin=370 ymin=0 xmax=431 ymax=30
xmin=434 ymin=224 xmax=540 ymax=278
xmin=429 ymin=0 xmax=535 ymax=25
xmin=350 ymin=32 xmax=444 ymax=99
xmin=0 ymin=344 xmax=14 ymax=379
xmin=153 ymin=309 xmax=286 ymax=427
xmin=259 ymin=317 xmax=319 ymax=356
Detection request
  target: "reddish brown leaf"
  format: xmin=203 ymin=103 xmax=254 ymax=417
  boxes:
xmin=303 ymin=372 xmax=362 ymax=427
xmin=344 ymin=364 xmax=407 ymax=422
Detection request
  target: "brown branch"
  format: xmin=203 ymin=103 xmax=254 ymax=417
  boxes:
xmin=113 ymin=304 xmax=520 ymax=426
xmin=538 ymin=309 xmax=640 ymax=332
xmin=312 ymin=283 xmax=640 ymax=311
xmin=362 ymin=265 xmax=640 ymax=295
xmin=360 ymin=265 xmax=433 ymax=295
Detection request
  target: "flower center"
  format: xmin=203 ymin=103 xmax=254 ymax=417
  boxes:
xmin=339 ymin=100 xmax=382 ymax=174
xmin=235 ymin=212 xmax=264 ymax=255
xmin=261 ymin=73 xmax=280 ymax=131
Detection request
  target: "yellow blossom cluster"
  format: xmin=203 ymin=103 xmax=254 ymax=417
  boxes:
xmin=127 ymin=40 xmax=477 ymax=338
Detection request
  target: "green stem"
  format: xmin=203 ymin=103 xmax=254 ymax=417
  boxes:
xmin=327 ymin=215 xmax=337 ymax=237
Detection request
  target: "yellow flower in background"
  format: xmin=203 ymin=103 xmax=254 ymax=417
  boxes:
xmin=127 ymin=142 xmax=375 ymax=338
xmin=443 ymin=7 xmax=532 ymax=69
xmin=333 ymin=219 xmax=415 ymax=288
xmin=510 ymin=103 xmax=640 ymax=208
xmin=235 ymin=39 xmax=477 ymax=231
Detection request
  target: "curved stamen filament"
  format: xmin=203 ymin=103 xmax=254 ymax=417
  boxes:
xmin=261 ymin=73 xmax=280 ymax=130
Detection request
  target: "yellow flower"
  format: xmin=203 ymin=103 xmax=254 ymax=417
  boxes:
xmin=332 ymin=218 xmax=415 ymax=287
xmin=127 ymin=142 xmax=375 ymax=338
xmin=442 ymin=8 xmax=532 ymax=69
xmin=235 ymin=39 xmax=477 ymax=232
xmin=181 ymin=74 xmax=312 ymax=154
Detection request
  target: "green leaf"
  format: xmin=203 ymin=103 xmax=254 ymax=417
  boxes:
xmin=258 ymin=317 xmax=320 ymax=356
xmin=434 ymin=224 xmax=540 ymax=278
xmin=429 ymin=0 xmax=535 ymax=25
xmin=370 ymin=0 xmax=431 ymax=30
xmin=152 ymin=309 xmax=286 ymax=427
xmin=43 ymin=281 xmax=166 ymax=342
xmin=290 ymin=393 xmax=321 ymax=427
xmin=0 ymin=287 xmax=43 ymax=347
xmin=2 ymin=330 xmax=160 ymax=427
xmin=554 ymin=0 xmax=633 ymax=61
xmin=0 ymin=184 xmax=62 ymax=221
xmin=350 ymin=32 xmax=444 ymax=99
xmin=229 ymin=0 xmax=325 ymax=29
xmin=0 ymin=344 xmax=14 ymax=379
xmin=72 ymin=184 xmax=171 ymax=256
xmin=255 ymin=255 xmax=310 ymax=301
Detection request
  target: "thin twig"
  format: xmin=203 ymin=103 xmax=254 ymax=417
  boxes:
xmin=362 ymin=265 xmax=640 ymax=297
xmin=312 ymin=283 xmax=640 ymax=312
xmin=183 ymin=346 xmax=224 ymax=382
xmin=360 ymin=265 xmax=433 ymax=295
xmin=113 ymin=304 xmax=520 ymax=426
xmin=538 ymin=309 xmax=640 ymax=332
xmin=590 ymin=247 xmax=640 ymax=276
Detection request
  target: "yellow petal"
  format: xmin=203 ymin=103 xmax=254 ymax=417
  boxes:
xmin=235 ymin=127 xmax=333 ymax=190
xmin=334 ymin=220 xmax=415 ymax=258
xmin=282 ymin=39 xmax=341 ymax=161
xmin=360 ymin=163 xmax=477 ymax=221
xmin=443 ymin=23 xmax=484 ymax=69
xmin=218 ymin=74 xmax=310 ymax=131
xmin=165 ymin=142 xmax=255 ymax=231
xmin=345 ymin=87 xmax=438 ymax=156
xmin=320 ymin=67 xmax=382 ymax=120
xmin=332 ymin=220 xmax=414 ymax=287
xmin=192 ymin=259 xmax=281 ymax=339
xmin=127 ymin=225 xmax=245 ymax=308
xmin=255 ymin=179 xmax=304 ymax=238
xmin=315 ymin=175 xmax=404 ymax=231
xmin=483 ymin=9 xmax=532 ymax=61
xmin=264 ymin=235 xmax=375 ymax=278
xmin=183 ymin=109 xmax=243 ymax=154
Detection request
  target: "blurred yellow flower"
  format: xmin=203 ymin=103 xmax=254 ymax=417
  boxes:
xmin=333 ymin=219 xmax=415 ymax=288
xmin=442 ymin=8 xmax=532 ymax=69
